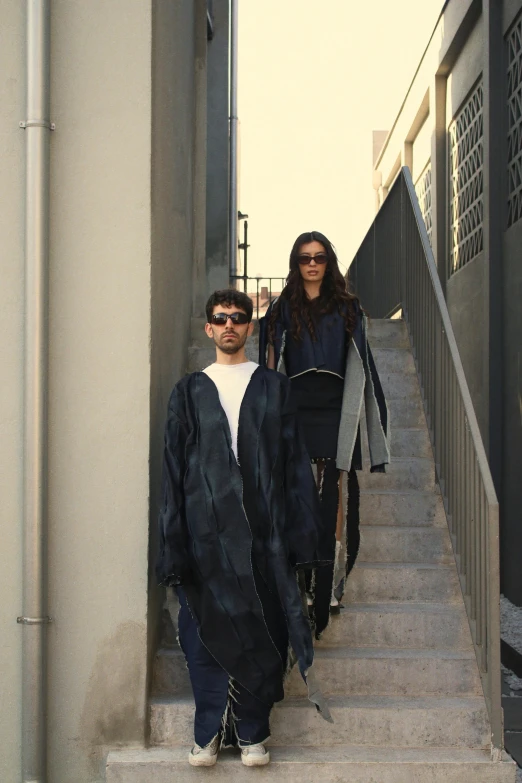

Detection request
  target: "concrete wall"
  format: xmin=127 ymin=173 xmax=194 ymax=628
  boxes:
xmin=47 ymin=3 xmax=152 ymax=781
xmin=445 ymin=16 xmax=487 ymax=438
xmin=446 ymin=255 xmax=487 ymax=438
xmin=192 ymin=1 xmax=210 ymax=319
xmin=501 ymin=0 xmax=522 ymax=598
xmin=502 ymin=220 xmax=522 ymax=602
xmin=0 ymin=0 xmax=222 ymax=779
xmin=204 ymin=0 xmax=230 ymax=308
xmin=412 ymin=116 xmax=432 ymax=183
xmin=149 ymin=0 xmax=207 ymax=667
xmin=0 ymin=2 xmax=25 ymax=780
xmin=446 ymin=15 xmax=483 ymax=118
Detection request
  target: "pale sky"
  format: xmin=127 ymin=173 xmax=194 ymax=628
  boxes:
xmin=237 ymin=0 xmax=444 ymax=282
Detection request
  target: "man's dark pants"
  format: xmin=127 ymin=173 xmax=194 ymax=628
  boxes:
xmin=176 ymin=587 xmax=272 ymax=748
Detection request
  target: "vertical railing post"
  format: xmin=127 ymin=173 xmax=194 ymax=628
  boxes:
xmin=487 ymin=500 xmax=503 ymax=757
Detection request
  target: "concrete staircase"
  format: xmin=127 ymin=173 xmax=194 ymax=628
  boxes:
xmin=105 ymin=318 xmax=515 ymax=782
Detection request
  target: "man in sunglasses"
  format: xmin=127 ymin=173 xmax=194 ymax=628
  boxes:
xmin=156 ymin=289 xmax=331 ymax=768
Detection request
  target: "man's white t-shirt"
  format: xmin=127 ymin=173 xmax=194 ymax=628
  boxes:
xmin=203 ymin=361 xmax=258 ymax=459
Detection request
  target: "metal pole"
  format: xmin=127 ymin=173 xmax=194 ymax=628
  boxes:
xmin=243 ymin=220 xmax=248 ymax=287
xmin=18 ymin=2 xmax=52 ymax=780
xmin=229 ymin=0 xmax=238 ymax=281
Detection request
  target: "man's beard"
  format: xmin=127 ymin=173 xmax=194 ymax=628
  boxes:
xmin=213 ymin=330 xmax=248 ymax=355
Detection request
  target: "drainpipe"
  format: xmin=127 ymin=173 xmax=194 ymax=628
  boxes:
xmin=229 ymin=0 xmax=238 ymax=281
xmin=17 ymin=2 xmax=52 ymax=781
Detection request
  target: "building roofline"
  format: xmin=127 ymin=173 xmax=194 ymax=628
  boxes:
xmin=374 ymin=0 xmax=450 ymax=171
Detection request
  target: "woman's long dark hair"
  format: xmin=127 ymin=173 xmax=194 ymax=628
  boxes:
xmin=268 ymin=231 xmax=359 ymax=342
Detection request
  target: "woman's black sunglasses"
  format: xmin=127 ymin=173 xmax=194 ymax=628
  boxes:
xmin=297 ymin=253 xmax=328 ymax=265
xmin=211 ymin=312 xmax=250 ymax=325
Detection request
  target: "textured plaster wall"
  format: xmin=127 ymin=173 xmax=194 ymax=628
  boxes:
xmin=504 ymin=0 xmax=522 ymax=32
xmin=412 ymin=115 xmax=432 ymax=182
xmin=47 ymin=3 xmax=152 ymax=781
xmin=205 ymin=0 xmax=230 ymax=304
xmin=0 ymin=2 xmax=24 ymax=781
xmin=445 ymin=16 xmax=487 ymax=442
xmin=148 ymin=0 xmax=206 ymax=668
xmin=446 ymin=254 xmax=487 ymax=441
xmin=446 ymin=15 xmax=483 ymax=119
xmin=1 ymin=1 xmax=211 ymax=778
xmin=192 ymin=0 xmax=209 ymax=320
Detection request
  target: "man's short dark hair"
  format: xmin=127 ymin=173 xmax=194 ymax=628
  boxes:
xmin=205 ymin=289 xmax=254 ymax=323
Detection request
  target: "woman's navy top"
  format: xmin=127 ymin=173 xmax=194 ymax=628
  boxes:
xmin=264 ymin=297 xmax=350 ymax=379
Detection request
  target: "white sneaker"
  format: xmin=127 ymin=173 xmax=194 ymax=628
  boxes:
xmin=240 ymin=743 xmax=270 ymax=767
xmin=188 ymin=736 xmax=219 ymax=767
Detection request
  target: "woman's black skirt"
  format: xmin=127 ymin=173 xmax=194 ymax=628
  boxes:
xmin=289 ymin=370 xmax=344 ymax=460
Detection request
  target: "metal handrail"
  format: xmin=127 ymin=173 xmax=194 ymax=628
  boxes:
xmin=230 ymin=275 xmax=286 ymax=320
xmin=350 ymin=167 xmax=502 ymax=754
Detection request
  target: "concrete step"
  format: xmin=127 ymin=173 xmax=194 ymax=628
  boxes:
xmin=375 ymin=370 xmax=421 ymax=400
xmin=371 ymin=347 xmax=416 ymax=376
xmin=152 ymin=645 xmax=480 ymax=700
xmin=159 ymin=602 xmax=472 ymax=654
xmin=370 ymin=427 xmax=432 ymax=459
xmin=361 ymin=397 xmax=425 ymax=430
xmin=367 ymin=318 xmax=410 ymax=350
xmin=105 ymin=745 xmax=516 ymax=783
xmin=344 ymin=563 xmax=461 ymax=604
xmin=358 ymin=525 xmax=452 ymax=564
xmin=284 ymin=647 xmax=481 ymax=698
xmin=318 ymin=602 xmax=471 ymax=650
xmin=149 ymin=694 xmax=490 ymax=748
xmin=358 ymin=458 xmax=435 ymax=492
xmin=360 ymin=490 xmax=447 ymax=527
xmin=153 ymin=646 xmax=480 ymax=699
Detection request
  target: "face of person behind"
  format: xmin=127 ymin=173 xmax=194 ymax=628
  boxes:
xmin=204 ymin=304 xmax=253 ymax=356
xmin=297 ymin=240 xmax=328 ymax=286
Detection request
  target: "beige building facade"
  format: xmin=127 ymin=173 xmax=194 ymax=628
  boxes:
xmin=0 ymin=1 xmax=229 ymax=781
xmin=372 ymin=0 xmax=522 ymax=605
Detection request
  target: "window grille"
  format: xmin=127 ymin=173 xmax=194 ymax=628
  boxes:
xmin=415 ymin=163 xmax=433 ymax=246
xmin=448 ymin=82 xmax=484 ymax=276
xmin=507 ymin=13 xmax=522 ymax=227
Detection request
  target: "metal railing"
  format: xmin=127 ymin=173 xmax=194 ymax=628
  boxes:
xmin=350 ymin=167 xmax=502 ymax=754
xmin=230 ymin=275 xmax=286 ymax=319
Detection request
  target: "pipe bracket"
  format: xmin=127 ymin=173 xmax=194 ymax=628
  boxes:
xmin=17 ymin=616 xmax=53 ymax=625
xmin=19 ymin=120 xmax=56 ymax=130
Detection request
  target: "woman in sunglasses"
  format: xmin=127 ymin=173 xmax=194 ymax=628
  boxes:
xmin=259 ymin=231 xmax=390 ymax=639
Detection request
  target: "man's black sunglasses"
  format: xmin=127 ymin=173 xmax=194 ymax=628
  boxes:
xmin=211 ymin=312 xmax=250 ymax=325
